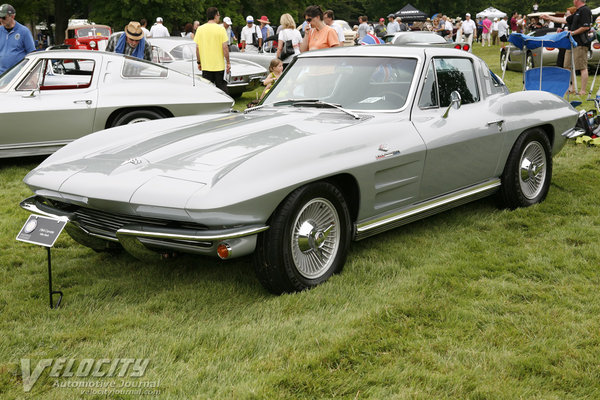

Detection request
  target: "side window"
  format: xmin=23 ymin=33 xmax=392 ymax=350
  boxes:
xmin=434 ymin=58 xmax=479 ymax=107
xmin=418 ymin=61 xmax=438 ymax=108
xmin=16 ymin=60 xmax=44 ymax=91
xmin=122 ymin=57 xmax=168 ymax=78
xmin=37 ymin=59 xmax=94 ymax=90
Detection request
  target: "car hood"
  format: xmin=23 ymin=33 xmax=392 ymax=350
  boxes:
xmin=25 ymin=108 xmax=371 ymax=206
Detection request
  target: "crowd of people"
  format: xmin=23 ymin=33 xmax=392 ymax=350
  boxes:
xmin=0 ymin=1 xmax=595 ymax=97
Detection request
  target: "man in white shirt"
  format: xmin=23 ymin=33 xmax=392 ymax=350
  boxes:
xmin=240 ymin=16 xmax=263 ymax=52
xmin=498 ymin=15 xmax=509 ymax=45
xmin=387 ymin=14 xmax=400 ymax=34
xmin=462 ymin=13 xmax=477 ymax=49
xmin=324 ymin=10 xmax=345 ymax=44
xmin=150 ymin=17 xmax=169 ymax=37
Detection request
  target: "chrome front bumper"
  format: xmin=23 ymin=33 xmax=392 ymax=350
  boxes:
xmin=20 ymin=196 xmax=268 ymax=260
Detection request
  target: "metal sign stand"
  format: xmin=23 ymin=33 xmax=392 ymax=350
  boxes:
xmin=46 ymin=247 xmax=63 ymax=309
xmin=17 ymin=214 xmax=68 ymax=309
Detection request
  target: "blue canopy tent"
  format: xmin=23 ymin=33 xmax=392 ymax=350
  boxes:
xmin=502 ymin=31 xmax=578 ymax=96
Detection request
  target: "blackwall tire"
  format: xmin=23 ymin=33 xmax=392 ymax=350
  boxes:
xmin=254 ymin=182 xmax=351 ymax=294
xmin=499 ymin=128 xmax=552 ymax=209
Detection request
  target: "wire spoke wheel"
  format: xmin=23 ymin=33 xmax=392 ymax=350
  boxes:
xmin=291 ymin=198 xmax=340 ymax=279
xmin=519 ymin=141 xmax=547 ymax=199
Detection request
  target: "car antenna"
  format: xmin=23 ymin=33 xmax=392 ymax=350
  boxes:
xmin=191 ymin=53 xmax=196 ymax=87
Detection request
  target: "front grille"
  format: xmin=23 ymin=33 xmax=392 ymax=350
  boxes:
xmin=50 ymin=200 xmax=208 ymax=239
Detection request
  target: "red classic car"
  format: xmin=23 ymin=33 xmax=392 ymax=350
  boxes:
xmin=64 ymin=24 xmax=112 ymax=50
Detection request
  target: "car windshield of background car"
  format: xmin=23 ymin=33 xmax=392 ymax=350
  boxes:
xmin=170 ymin=44 xmax=196 ymax=61
xmin=77 ymin=27 xmax=111 ymax=37
xmin=122 ymin=57 xmax=168 ymax=78
xmin=0 ymin=58 xmax=29 ymax=90
xmin=263 ymin=56 xmax=417 ymax=111
xmin=398 ymin=33 xmax=447 ymax=44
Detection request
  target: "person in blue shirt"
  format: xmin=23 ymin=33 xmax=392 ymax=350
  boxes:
xmin=0 ymin=4 xmax=35 ymax=74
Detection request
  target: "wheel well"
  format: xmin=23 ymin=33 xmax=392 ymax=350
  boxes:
xmin=323 ymin=174 xmax=360 ymax=223
xmin=105 ymin=107 xmax=173 ymax=129
xmin=536 ymin=124 xmax=555 ymax=148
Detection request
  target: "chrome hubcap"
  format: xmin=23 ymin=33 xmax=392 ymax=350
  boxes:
xmin=128 ymin=117 xmax=151 ymax=124
xmin=291 ymin=198 xmax=340 ymax=279
xmin=519 ymin=141 xmax=546 ymax=199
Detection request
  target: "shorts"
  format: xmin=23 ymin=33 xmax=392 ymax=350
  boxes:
xmin=564 ymin=45 xmax=588 ymax=71
xmin=499 ymin=34 xmax=507 ymax=42
xmin=482 ymin=32 xmax=490 ymax=40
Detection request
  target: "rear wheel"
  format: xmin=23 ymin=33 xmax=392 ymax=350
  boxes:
xmin=111 ymin=109 xmax=164 ymax=127
xmin=525 ymin=52 xmax=535 ymax=70
xmin=500 ymin=50 xmax=508 ymax=70
xmin=254 ymin=182 xmax=351 ymax=294
xmin=499 ymin=128 xmax=552 ymax=209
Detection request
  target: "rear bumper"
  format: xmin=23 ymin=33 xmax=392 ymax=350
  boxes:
xmin=20 ymin=195 xmax=268 ymax=259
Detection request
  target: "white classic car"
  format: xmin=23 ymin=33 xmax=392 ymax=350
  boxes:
xmin=0 ymin=49 xmax=232 ymax=158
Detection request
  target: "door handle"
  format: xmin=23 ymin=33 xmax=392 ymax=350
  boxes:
xmin=73 ymin=100 xmax=92 ymax=105
xmin=487 ymin=119 xmax=505 ymax=131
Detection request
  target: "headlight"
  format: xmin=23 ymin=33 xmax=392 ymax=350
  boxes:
xmin=90 ymin=41 xmax=96 ymax=48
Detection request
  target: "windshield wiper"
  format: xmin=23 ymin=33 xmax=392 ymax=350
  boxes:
xmin=273 ymin=98 xmax=361 ymax=119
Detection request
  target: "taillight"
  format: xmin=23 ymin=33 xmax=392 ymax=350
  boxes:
xmin=593 ymin=43 xmax=600 ymax=49
xmin=454 ymin=44 xmax=461 ymax=49
xmin=462 ymin=44 xmax=470 ymax=51
xmin=545 ymin=47 xmax=555 ymax=51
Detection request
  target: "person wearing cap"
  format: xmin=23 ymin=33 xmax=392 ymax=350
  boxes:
xmin=462 ymin=13 xmax=477 ymax=49
xmin=240 ymin=16 xmax=263 ymax=52
xmin=222 ymin=17 xmax=236 ymax=45
xmin=374 ymin=17 xmax=387 ymax=38
xmin=194 ymin=7 xmax=230 ymax=93
xmin=323 ymin=10 xmax=345 ymax=44
xmin=106 ymin=21 xmax=152 ymax=61
xmin=150 ymin=17 xmax=169 ymax=38
xmin=0 ymin=4 xmax=35 ymax=75
xmin=300 ymin=5 xmax=339 ymax=52
xmin=491 ymin=17 xmax=499 ymax=45
xmin=386 ymin=14 xmax=399 ymax=34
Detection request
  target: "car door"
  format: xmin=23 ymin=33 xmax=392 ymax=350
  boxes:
xmin=1 ymin=56 xmax=98 ymax=148
xmin=411 ymin=56 xmax=504 ymax=200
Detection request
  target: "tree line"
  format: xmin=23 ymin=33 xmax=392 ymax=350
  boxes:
xmin=15 ymin=0 xmax=574 ymax=44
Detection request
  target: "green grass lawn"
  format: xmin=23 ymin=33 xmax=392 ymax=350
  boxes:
xmin=1 ymin=46 xmax=600 ymax=399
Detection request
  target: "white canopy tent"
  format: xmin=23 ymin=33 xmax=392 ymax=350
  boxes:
xmin=476 ymin=7 xmax=507 ymax=19
xmin=592 ymin=6 xmax=600 ymax=15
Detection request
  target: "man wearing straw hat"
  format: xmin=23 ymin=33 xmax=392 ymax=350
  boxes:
xmin=106 ymin=21 xmax=152 ymax=61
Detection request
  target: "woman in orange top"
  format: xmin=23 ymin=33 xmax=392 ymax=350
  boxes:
xmin=299 ymin=5 xmax=340 ymax=52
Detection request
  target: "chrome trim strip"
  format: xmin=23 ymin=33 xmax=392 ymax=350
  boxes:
xmin=0 ymin=139 xmax=72 ymax=150
xmin=356 ymin=179 xmax=501 ymax=236
xmin=561 ymin=127 xmax=585 ymax=139
xmin=21 ymin=196 xmax=269 ymax=243
xmin=116 ymin=225 xmax=269 ymax=242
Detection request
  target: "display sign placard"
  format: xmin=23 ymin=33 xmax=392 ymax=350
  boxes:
xmin=16 ymin=215 xmax=67 ymax=247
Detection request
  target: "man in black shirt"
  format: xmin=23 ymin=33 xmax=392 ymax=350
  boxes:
xmin=541 ymin=0 xmax=591 ymax=95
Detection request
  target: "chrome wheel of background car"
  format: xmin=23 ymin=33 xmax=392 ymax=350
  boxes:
xmin=499 ymin=128 xmax=552 ymax=209
xmin=291 ymin=198 xmax=341 ymax=279
xmin=254 ymin=182 xmax=351 ymax=294
xmin=500 ymin=51 xmax=507 ymax=70
xmin=519 ymin=142 xmax=547 ymax=200
xmin=112 ymin=109 xmax=165 ymax=127
xmin=526 ymin=53 xmax=535 ymax=70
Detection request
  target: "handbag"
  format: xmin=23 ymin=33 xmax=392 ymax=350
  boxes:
xmin=282 ymin=40 xmax=295 ymax=58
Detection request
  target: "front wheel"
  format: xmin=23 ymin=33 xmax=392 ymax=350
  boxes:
xmin=499 ymin=128 xmax=552 ymax=209
xmin=254 ymin=182 xmax=351 ymax=294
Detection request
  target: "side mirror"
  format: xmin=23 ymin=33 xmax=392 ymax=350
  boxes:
xmin=442 ymin=90 xmax=462 ymax=118
xmin=22 ymin=89 xmax=40 ymax=98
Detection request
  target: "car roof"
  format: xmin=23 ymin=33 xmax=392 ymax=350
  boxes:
xmin=296 ymin=45 xmax=476 ymax=60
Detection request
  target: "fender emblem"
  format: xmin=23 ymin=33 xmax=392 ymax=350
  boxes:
xmin=121 ymin=157 xmax=144 ymax=165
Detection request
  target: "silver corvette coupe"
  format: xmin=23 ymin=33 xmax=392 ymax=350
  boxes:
xmin=146 ymin=37 xmax=268 ymax=97
xmin=21 ymin=46 xmax=579 ymax=294
xmin=0 ymin=49 xmax=233 ymax=158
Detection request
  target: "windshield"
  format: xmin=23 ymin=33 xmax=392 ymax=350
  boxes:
xmin=170 ymin=44 xmax=196 ymax=61
xmin=396 ymin=32 xmax=447 ymax=44
xmin=263 ymin=56 xmax=417 ymax=111
xmin=76 ymin=26 xmax=111 ymax=38
xmin=0 ymin=58 xmax=29 ymax=90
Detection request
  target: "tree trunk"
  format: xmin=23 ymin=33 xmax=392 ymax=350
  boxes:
xmin=54 ymin=0 xmax=69 ymax=45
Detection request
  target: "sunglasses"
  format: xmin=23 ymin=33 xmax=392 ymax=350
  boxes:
xmin=305 ymin=17 xmax=312 ymax=22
